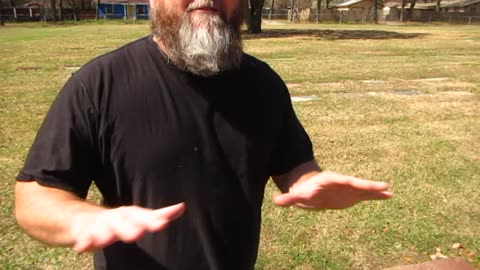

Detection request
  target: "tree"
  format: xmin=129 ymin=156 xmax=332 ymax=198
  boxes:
xmin=268 ymin=0 xmax=275 ymax=20
xmin=95 ymin=0 xmax=101 ymax=19
xmin=0 ymin=0 xmax=4 ymax=26
xmin=316 ymin=0 xmax=321 ymax=22
xmin=246 ymin=0 xmax=265 ymax=34
xmin=400 ymin=0 xmax=407 ymax=22
xmin=289 ymin=0 xmax=295 ymax=21
xmin=69 ymin=0 xmax=78 ymax=21
xmin=407 ymin=0 xmax=416 ymax=21
xmin=50 ymin=0 xmax=58 ymax=21
xmin=59 ymin=0 xmax=64 ymax=21
xmin=372 ymin=0 xmax=378 ymax=23
xmin=435 ymin=0 xmax=441 ymax=11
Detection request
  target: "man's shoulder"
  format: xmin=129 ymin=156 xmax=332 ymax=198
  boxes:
xmin=73 ymin=36 xmax=155 ymax=80
xmin=241 ymin=53 xmax=271 ymax=71
xmin=240 ymin=53 xmax=285 ymax=87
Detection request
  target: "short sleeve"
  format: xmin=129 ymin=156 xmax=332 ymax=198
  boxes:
xmin=269 ymin=87 xmax=314 ymax=176
xmin=16 ymin=75 xmax=99 ymax=198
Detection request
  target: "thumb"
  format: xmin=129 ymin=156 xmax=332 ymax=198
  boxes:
xmin=273 ymin=193 xmax=300 ymax=207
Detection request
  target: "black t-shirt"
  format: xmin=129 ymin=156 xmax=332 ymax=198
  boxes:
xmin=17 ymin=36 xmax=313 ymax=270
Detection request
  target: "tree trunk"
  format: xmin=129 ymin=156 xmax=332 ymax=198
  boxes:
xmin=246 ymin=0 xmax=265 ymax=34
xmin=289 ymin=0 xmax=295 ymax=22
xmin=71 ymin=0 xmax=77 ymax=21
xmin=0 ymin=0 xmax=4 ymax=26
xmin=316 ymin=0 xmax=321 ymax=22
xmin=50 ymin=0 xmax=58 ymax=21
xmin=59 ymin=0 xmax=63 ymax=21
xmin=435 ymin=0 xmax=441 ymax=11
xmin=268 ymin=0 xmax=274 ymax=20
xmin=96 ymin=0 xmax=101 ymax=19
xmin=408 ymin=0 xmax=416 ymax=21
xmin=400 ymin=0 xmax=406 ymax=22
xmin=40 ymin=1 xmax=45 ymax=21
xmin=372 ymin=0 xmax=378 ymax=23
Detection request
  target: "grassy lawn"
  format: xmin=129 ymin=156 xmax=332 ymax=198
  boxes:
xmin=1 ymin=21 xmax=479 ymax=269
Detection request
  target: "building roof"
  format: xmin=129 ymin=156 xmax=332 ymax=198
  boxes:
xmin=389 ymin=0 xmax=480 ymax=9
xmin=398 ymin=2 xmax=437 ymax=9
xmin=100 ymin=0 xmax=149 ymax=4
xmin=441 ymin=0 xmax=480 ymax=7
xmin=335 ymin=0 xmax=365 ymax=7
xmin=334 ymin=0 xmax=385 ymax=7
xmin=14 ymin=1 xmax=41 ymax=8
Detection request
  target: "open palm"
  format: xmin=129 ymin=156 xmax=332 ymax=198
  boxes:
xmin=273 ymin=171 xmax=393 ymax=209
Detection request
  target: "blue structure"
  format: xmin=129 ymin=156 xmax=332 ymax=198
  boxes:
xmin=97 ymin=0 xmax=149 ymax=20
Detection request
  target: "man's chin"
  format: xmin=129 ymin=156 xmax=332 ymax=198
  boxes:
xmin=189 ymin=13 xmax=222 ymax=27
xmin=190 ymin=8 xmax=219 ymax=16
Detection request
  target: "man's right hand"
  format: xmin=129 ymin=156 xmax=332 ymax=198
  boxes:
xmin=71 ymin=203 xmax=186 ymax=253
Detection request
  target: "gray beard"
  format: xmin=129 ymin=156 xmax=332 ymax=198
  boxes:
xmin=151 ymin=9 xmax=243 ymax=77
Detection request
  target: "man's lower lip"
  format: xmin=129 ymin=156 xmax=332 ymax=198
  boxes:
xmin=191 ymin=8 xmax=218 ymax=13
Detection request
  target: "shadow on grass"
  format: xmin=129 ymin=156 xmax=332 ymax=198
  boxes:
xmin=242 ymin=29 xmax=426 ymax=40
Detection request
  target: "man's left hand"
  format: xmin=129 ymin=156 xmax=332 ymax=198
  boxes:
xmin=273 ymin=171 xmax=393 ymax=209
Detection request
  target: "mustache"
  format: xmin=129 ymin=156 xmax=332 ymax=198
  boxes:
xmin=186 ymin=0 xmax=216 ymax=11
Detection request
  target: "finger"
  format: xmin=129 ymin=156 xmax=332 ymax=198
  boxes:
xmin=78 ymin=220 xmax=118 ymax=252
xmin=129 ymin=203 xmax=187 ymax=232
xmin=345 ymin=176 xmax=390 ymax=191
xmin=74 ymin=229 xmax=116 ymax=253
xmin=359 ymin=191 xmax=394 ymax=201
xmin=152 ymin=202 xmax=186 ymax=222
xmin=72 ymin=225 xmax=91 ymax=253
xmin=75 ymin=203 xmax=187 ymax=253
xmin=273 ymin=193 xmax=301 ymax=207
xmin=110 ymin=204 xmax=186 ymax=241
xmin=74 ymin=234 xmax=94 ymax=253
xmin=72 ymin=217 xmax=106 ymax=253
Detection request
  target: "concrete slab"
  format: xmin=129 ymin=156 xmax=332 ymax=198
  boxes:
xmin=384 ymin=259 xmax=476 ymax=270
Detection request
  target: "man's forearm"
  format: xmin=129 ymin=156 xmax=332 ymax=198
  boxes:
xmin=15 ymin=181 xmax=105 ymax=247
xmin=15 ymin=181 xmax=186 ymax=252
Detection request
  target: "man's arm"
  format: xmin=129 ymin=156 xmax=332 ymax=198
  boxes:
xmin=272 ymin=160 xmax=393 ymax=209
xmin=15 ymin=181 xmax=185 ymax=253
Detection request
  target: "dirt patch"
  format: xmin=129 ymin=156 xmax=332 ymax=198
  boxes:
xmin=439 ymin=91 xmax=476 ymax=96
xmin=16 ymin=66 xmax=41 ymax=71
xmin=384 ymin=258 xmax=476 ymax=270
xmin=286 ymin=83 xmax=302 ymax=89
xmin=242 ymin=29 xmax=425 ymax=40
xmin=393 ymin=90 xmax=423 ymax=96
xmin=291 ymin=95 xmax=320 ymax=102
xmin=361 ymin=80 xmax=387 ymax=83
xmin=311 ymin=77 xmax=477 ymax=96
xmin=413 ymin=77 xmax=449 ymax=82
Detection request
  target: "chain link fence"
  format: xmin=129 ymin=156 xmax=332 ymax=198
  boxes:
xmin=1 ymin=6 xmax=479 ymax=24
xmin=262 ymin=8 xmax=480 ymax=24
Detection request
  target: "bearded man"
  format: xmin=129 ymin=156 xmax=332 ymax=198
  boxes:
xmin=14 ymin=0 xmax=392 ymax=269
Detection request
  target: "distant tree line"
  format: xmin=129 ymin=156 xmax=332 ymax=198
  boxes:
xmin=2 ymin=0 xmax=431 ymax=31
xmin=2 ymin=0 xmax=94 ymax=21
